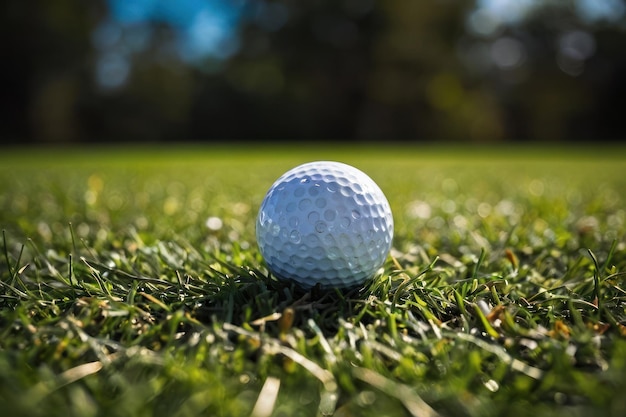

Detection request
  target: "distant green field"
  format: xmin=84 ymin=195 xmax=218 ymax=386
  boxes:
xmin=1 ymin=145 xmax=625 ymax=417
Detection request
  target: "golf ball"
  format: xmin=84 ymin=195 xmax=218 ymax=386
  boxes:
xmin=256 ymin=161 xmax=393 ymax=289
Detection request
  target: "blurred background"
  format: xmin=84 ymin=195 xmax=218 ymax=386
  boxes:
xmin=3 ymin=0 xmax=625 ymax=144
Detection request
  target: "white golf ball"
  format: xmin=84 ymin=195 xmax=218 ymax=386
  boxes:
xmin=256 ymin=161 xmax=393 ymax=289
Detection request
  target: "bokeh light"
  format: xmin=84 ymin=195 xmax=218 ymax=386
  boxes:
xmin=557 ymin=30 xmax=596 ymax=77
xmin=464 ymin=0 xmax=622 ymax=81
xmin=94 ymin=0 xmax=245 ymax=89
xmin=575 ymin=0 xmax=626 ymax=23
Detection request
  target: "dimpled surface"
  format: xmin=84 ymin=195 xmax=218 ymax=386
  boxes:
xmin=256 ymin=161 xmax=393 ymax=289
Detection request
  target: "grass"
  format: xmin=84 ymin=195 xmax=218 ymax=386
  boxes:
xmin=0 ymin=144 xmax=625 ymax=417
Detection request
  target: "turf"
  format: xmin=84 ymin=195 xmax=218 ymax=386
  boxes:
xmin=0 ymin=145 xmax=625 ymax=417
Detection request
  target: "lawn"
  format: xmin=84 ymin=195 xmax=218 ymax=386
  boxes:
xmin=1 ymin=144 xmax=625 ymax=417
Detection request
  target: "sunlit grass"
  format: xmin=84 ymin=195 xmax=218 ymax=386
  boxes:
xmin=1 ymin=145 xmax=625 ymax=417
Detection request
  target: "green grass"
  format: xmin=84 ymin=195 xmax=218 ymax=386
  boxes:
xmin=1 ymin=145 xmax=625 ymax=417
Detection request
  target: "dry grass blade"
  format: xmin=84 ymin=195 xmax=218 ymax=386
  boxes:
xmin=251 ymin=376 xmax=281 ymax=417
xmin=224 ymin=323 xmax=339 ymax=416
xmin=353 ymin=367 xmax=440 ymax=417
xmin=454 ymin=332 xmax=544 ymax=380
xmin=29 ymin=361 xmax=104 ymax=403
